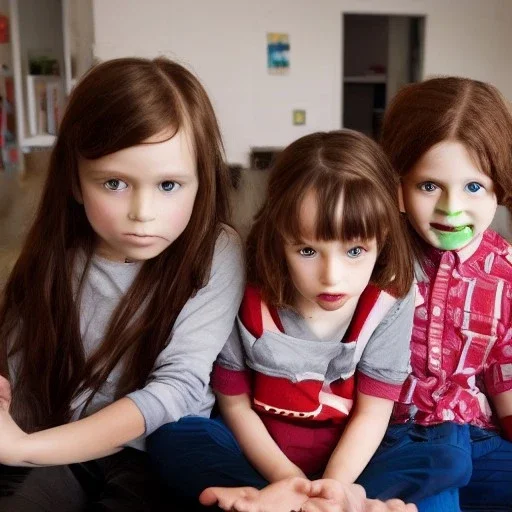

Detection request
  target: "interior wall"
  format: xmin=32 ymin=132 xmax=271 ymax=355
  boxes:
xmin=92 ymin=0 xmax=512 ymax=166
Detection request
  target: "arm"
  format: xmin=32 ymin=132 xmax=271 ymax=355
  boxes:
xmin=0 ymin=373 xmax=144 ymax=466
xmin=491 ymin=390 xmax=512 ymax=440
xmin=216 ymin=391 xmax=305 ymax=482
xmin=322 ymin=288 xmax=415 ymax=484
xmin=322 ymin=391 xmax=393 ymax=483
xmin=126 ymin=227 xmax=245 ymax=434
xmin=0 ymin=228 xmax=244 ymax=466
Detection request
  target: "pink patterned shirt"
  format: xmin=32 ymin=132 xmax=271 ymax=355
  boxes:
xmin=393 ymin=230 xmax=512 ymax=429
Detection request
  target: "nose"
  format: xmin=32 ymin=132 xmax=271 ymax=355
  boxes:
xmin=128 ymin=189 xmax=156 ymax=222
xmin=435 ymin=190 xmax=464 ymax=218
xmin=320 ymin=254 xmax=345 ymax=287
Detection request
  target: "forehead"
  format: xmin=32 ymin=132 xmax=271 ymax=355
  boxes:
xmin=79 ymin=128 xmax=197 ymax=179
xmin=407 ymin=140 xmax=491 ymax=184
xmin=298 ymin=189 xmax=343 ymax=238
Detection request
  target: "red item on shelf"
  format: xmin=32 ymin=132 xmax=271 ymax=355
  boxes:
xmin=0 ymin=15 xmax=9 ymax=44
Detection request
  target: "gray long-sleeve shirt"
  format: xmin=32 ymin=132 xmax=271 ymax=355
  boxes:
xmin=67 ymin=226 xmax=244 ymax=449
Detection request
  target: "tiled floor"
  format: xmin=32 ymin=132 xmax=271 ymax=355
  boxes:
xmin=0 ymin=156 xmax=269 ymax=286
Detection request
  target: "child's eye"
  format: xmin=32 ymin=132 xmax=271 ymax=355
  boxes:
xmin=159 ymin=181 xmax=180 ymax=192
xmin=299 ymin=247 xmax=316 ymax=257
xmin=347 ymin=246 xmax=365 ymax=258
xmin=465 ymin=182 xmax=483 ymax=194
xmin=418 ymin=181 xmax=437 ymax=193
xmin=104 ymin=179 xmax=128 ymax=191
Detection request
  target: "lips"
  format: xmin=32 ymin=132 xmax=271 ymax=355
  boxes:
xmin=317 ymin=293 xmax=346 ymax=303
xmin=430 ymin=223 xmax=471 ymax=232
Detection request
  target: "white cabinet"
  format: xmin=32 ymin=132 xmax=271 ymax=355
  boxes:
xmin=4 ymin=0 xmax=93 ymax=170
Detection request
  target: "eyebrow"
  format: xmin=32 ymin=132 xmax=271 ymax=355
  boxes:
xmin=86 ymin=168 xmax=193 ymax=181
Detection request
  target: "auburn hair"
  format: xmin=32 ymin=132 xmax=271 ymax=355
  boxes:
xmin=246 ymin=130 xmax=414 ymax=308
xmin=381 ymin=76 xmax=512 ymax=211
xmin=0 ymin=57 xmax=231 ymax=432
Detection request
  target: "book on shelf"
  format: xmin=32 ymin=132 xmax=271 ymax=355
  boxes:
xmin=0 ymin=75 xmax=18 ymax=171
xmin=26 ymin=75 xmax=64 ymax=137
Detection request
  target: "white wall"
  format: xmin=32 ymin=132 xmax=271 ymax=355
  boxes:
xmin=92 ymin=0 xmax=512 ymax=166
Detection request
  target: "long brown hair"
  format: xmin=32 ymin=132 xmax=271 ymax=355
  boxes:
xmin=247 ymin=130 xmax=414 ymax=308
xmin=381 ymin=77 xmax=512 ymax=211
xmin=0 ymin=57 xmax=232 ymax=432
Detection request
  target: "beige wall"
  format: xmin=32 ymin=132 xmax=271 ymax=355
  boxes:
xmin=92 ymin=0 xmax=512 ymax=166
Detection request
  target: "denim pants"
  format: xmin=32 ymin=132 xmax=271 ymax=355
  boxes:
xmin=147 ymin=416 xmax=268 ymax=500
xmin=148 ymin=417 xmax=512 ymax=511
xmin=358 ymin=422 xmax=512 ymax=512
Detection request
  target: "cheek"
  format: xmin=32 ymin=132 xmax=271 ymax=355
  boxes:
xmin=82 ymin=192 xmax=122 ymax=229
xmin=287 ymin=260 xmax=313 ymax=290
xmin=405 ymin=196 xmax=432 ymax=223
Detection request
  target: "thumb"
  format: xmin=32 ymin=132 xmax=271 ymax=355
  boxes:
xmin=199 ymin=488 xmax=220 ymax=506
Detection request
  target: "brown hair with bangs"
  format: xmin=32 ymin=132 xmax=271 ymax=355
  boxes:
xmin=381 ymin=77 xmax=512 ymax=211
xmin=246 ymin=130 xmax=414 ymax=308
xmin=0 ymin=57 xmax=232 ymax=432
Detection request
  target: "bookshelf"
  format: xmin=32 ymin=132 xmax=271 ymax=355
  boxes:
xmin=3 ymin=0 xmax=93 ymax=171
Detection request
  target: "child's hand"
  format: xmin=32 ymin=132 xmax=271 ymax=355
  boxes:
xmin=0 ymin=374 xmax=12 ymax=410
xmin=301 ymin=479 xmax=366 ymax=512
xmin=0 ymin=375 xmax=30 ymax=466
xmin=199 ymin=476 xmax=312 ymax=512
xmin=364 ymin=498 xmax=418 ymax=512
xmin=300 ymin=479 xmax=417 ymax=512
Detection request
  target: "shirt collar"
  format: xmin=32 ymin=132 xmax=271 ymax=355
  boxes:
xmin=421 ymin=232 xmax=484 ymax=269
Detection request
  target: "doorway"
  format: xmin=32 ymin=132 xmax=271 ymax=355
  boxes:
xmin=342 ymin=13 xmax=425 ymax=139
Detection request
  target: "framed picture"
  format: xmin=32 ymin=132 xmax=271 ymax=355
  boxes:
xmin=267 ymin=33 xmax=290 ymax=75
xmin=293 ymin=109 xmax=306 ymax=125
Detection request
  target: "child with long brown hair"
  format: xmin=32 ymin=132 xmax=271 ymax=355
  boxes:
xmin=148 ymin=130 xmax=417 ymax=512
xmin=0 ymin=57 xmax=244 ymax=510
xmin=357 ymin=77 xmax=512 ymax=512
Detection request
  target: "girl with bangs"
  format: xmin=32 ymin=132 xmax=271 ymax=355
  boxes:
xmin=149 ymin=130 xmax=417 ymax=512
xmin=0 ymin=57 xmax=244 ymax=510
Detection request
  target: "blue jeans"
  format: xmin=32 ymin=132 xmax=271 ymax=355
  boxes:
xmin=147 ymin=416 xmax=267 ymax=499
xmin=148 ymin=417 xmax=512 ymax=511
xmin=358 ymin=422 xmax=512 ymax=512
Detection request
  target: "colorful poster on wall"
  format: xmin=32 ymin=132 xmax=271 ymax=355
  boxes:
xmin=267 ymin=33 xmax=290 ymax=75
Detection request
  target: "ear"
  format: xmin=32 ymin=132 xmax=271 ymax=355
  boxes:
xmin=398 ymin=183 xmax=406 ymax=213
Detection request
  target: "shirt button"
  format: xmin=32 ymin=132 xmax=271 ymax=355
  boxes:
xmin=430 ymin=358 xmax=440 ymax=367
xmin=431 ymin=346 xmax=441 ymax=354
xmin=432 ymin=306 xmax=442 ymax=317
xmin=440 ymin=264 xmax=451 ymax=270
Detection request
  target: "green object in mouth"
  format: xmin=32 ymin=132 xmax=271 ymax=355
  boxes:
xmin=433 ymin=225 xmax=474 ymax=250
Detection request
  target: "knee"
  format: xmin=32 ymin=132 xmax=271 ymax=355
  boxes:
xmin=147 ymin=416 xmax=214 ymax=455
xmin=425 ymin=444 xmax=472 ymax=489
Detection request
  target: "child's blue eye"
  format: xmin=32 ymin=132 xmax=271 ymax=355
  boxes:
xmin=299 ymin=247 xmax=316 ymax=257
xmin=104 ymin=179 xmax=127 ymax=191
xmin=465 ymin=182 xmax=483 ymax=193
xmin=159 ymin=181 xmax=180 ymax=192
xmin=347 ymin=246 xmax=364 ymax=258
xmin=419 ymin=182 xmax=437 ymax=193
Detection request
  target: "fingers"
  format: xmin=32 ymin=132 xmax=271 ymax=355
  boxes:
xmin=198 ymin=486 xmax=258 ymax=509
xmin=0 ymin=375 xmax=11 ymax=410
xmin=199 ymin=488 xmax=220 ymax=506
xmin=309 ymin=479 xmax=366 ymax=505
xmin=290 ymin=476 xmax=313 ymax=496
xmin=365 ymin=498 xmax=417 ymax=512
